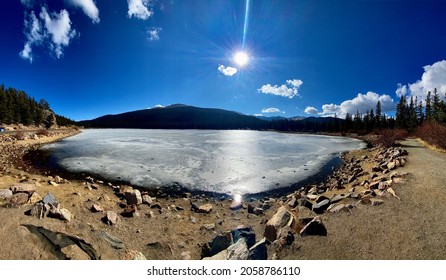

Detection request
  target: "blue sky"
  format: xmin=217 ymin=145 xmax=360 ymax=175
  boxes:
xmin=1 ymin=0 xmax=446 ymax=121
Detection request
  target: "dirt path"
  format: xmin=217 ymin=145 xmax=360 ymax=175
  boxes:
xmin=281 ymin=138 xmax=446 ymax=260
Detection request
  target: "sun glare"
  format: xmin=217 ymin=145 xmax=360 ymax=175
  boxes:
xmin=233 ymin=51 xmax=249 ymax=67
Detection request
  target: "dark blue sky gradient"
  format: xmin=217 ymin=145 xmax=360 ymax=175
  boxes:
xmin=1 ymin=0 xmax=446 ymax=120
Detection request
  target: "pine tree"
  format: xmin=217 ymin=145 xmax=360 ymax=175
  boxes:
xmin=425 ymin=91 xmax=432 ymax=120
xmin=396 ymin=96 xmax=407 ymax=129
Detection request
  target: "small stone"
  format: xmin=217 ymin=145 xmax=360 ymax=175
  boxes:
xmin=49 ymin=181 xmax=59 ymax=187
xmin=48 ymin=207 xmax=72 ymax=222
xmin=276 ymin=226 xmax=295 ymax=246
xmin=5 ymin=193 xmax=29 ymax=207
xmin=0 ymin=189 xmax=13 ymax=199
xmin=122 ymin=204 xmax=138 ymax=217
xmin=142 ymin=194 xmax=153 ymax=205
xmin=10 ymin=183 xmax=35 ymax=194
xmin=371 ymin=198 xmax=384 ymax=206
xmin=124 ymin=189 xmax=142 ymax=206
xmin=189 ymin=215 xmax=197 ymax=223
xmin=387 ymin=162 xmax=396 ymax=170
xmin=198 ymin=203 xmax=213 ymax=214
xmin=300 ymin=216 xmax=327 ymax=236
xmin=230 ymin=201 xmax=243 ymax=211
xmin=91 ymin=204 xmax=104 ymax=212
xmin=28 ymin=192 xmax=42 ymax=204
xmin=180 ymin=251 xmax=191 ymax=260
xmin=327 ymin=203 xmax=347 ymax=213
xmin=103 ymin=211 xmax=118 ymax=225
xmin=200 ymin=223 xmax=216 ymax=231
xmin=287 ymin=196 xmax=298 ymax=208
xmin=54 ymin=176 xmax=63 ymax=184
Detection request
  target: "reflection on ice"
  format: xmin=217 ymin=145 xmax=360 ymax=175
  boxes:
xmin=41 ymin=129 xmax=365 ymax=195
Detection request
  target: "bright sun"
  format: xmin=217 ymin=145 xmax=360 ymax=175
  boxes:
xmin=233 ymin=51 xmax=249 ymax=67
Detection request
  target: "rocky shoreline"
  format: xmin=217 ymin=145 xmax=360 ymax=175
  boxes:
xmin=0 ymin=130 xmax=408 ymax=260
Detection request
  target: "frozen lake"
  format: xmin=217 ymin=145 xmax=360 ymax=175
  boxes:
xmin=41 ymin=129 xmax=365 ymax=195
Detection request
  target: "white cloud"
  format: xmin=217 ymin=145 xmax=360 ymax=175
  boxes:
xmin=253 ymin=114 xmax=263 ymax=117
xmin=20 ymin=8 xmax=77 ymax=62
xmin=396 ymin=83 xmax=408 ymax=97
xmin=40 ymin=8 xmax=77 ymax=58
xmin=19 ymin=43 xmax=34 ymax=62
xmin=304 ymin=106 xmax=319 ymax=115
xmin=316 ymin=91 xmax=395 ymax=118
xmin=258 ymin=79 xmax=303 ymax=98
xmin=67 ymin=0 xmax=100 ymax=23
xmin=152 ymin=104 xmax=165 ymax=108
xmin=148 ymin=27 xmax=162 ymax=41
xmin=396 ymin=60 xmax=446 ymax=101
xmin=261 ymin=107 xmax=283 ymax=114
xmin=218 ymin=65 xmax=238 ymax=77
xmin=128 ymin=0 xmax=154 ymax=20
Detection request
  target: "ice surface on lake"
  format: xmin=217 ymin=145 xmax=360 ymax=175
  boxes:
xmin=42 ymin=129 xmax=365 ymax=195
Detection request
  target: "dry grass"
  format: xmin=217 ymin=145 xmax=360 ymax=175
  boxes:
xmin=373 ymin=129 xmax=408 ymax=148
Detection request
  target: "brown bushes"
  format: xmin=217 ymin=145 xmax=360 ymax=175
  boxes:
xmin=374 ymin=129 xmax=409 ymax=148
xmin=416 ymin=121 xmax=446 ymax=150
xmin=36 ymin=129 xmax=50 ymax=136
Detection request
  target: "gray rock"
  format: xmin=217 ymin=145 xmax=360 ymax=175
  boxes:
xmin=312 ymin=199 xmax=330 ymax=214
xmin=264 ymin=206 xmax=292 ymax=242
xmin=0 ymin=189 xmax=13 ymax=199
xmin=29 ymin=202 xmax=49 ymax=219
xmin=201 ymin=231 xmax=233 ymax=258
xmin=98 ymin=230 xmax=125 ymax=249
xmin=200 ymin=223 xmax=216 ymax=231
xmin=42 ymin=192 xmax=59 ymax=207
xmin=296 ymin=198 xmax=313 ymax=209
xmin=327 ymin=203 xmax=347 ymax=213
xmin=330 ymin=194 xmax=347 ymax=204
xmin=48 ymin=207 xmax=72 ymax=222
xmin=10 ymin=183 xmax=35 ymax=194
xmin=248 ymin=238 xmax=268 ymax=260
xmin=203 ymin=238 xmax=249 ymax=260
xmin=124 ymin=189 xmax=142 ymax=205
xmin=287 ymin=196 xmax=298 ymax=208
xmin=231 ymin=226 xmax=256 ymax=248
xmin=300 ymin=216 xmax=327 ymax=236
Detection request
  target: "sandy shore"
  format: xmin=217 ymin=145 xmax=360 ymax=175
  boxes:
xmin=0 ymin=130 xmax=427 ymax=260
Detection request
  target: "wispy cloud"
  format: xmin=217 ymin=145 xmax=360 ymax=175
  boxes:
xmin=20 ymin=8 xmax=77 ymax=62
xmin=304 ymin=106 xmax=319 ymax=115
xmin=258 ymin=79 xmax=303 ymax=98
xmin=128 ymin=0 xmax=154 ymax=20
xmin=261 ymin=107 xmax=283 ymax=114
xmin=218 ymin=65 xmax=238 ymax=77
xmin=148 ymin=27 xmax=162 ymax=41
xmin=67 ymin=0 xmax=100 ymax=23
xmin=396 ymin=60 xmax=446 ymax=100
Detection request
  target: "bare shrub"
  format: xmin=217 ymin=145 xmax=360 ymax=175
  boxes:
xmin=416 ymin=121 xmax=446 ymax=150
xmin=36 ymin=129 xmax=50 ymax=137
xmin=14 ymin=132 xmax=27 ymax=140
xmin=375 ymin=129 xmax=408 ymax=148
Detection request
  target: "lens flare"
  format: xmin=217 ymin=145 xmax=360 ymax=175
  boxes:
xmin=233 ymin=51 xmax=249 ymax=67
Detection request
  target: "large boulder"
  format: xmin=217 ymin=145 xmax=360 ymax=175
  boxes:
xmin=231 ymin=226 xmax=256 ymax=249
xmin=248 ymin=238 xmax=268 ymax=260
xmin=10 ymin=183 xmax=35 ymax=194
xmin=263 ymin=206 xmax=292 ymax=242
xmin=201 ymin=231 xmax=233 ymax=258
xmin=300 ymin=216 xmax=327 ymax=236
